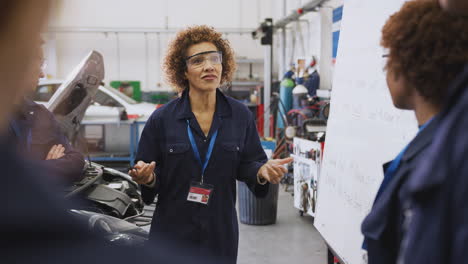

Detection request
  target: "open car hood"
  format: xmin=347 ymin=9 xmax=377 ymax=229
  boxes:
xmin=47 ymin=51 xmax=104 ymax=141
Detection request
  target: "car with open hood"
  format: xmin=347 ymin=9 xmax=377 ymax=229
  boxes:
xmin=35 ymin=80 xmax=157 ymax=123
xmin=45 ymin=50 xmax=151 ymax=245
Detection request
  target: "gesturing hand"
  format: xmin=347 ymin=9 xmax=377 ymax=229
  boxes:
xmin=45 ymin=144 xmax=65 ymax=160
xmin=128 ymin=161 xmax=156 ymax=185
xmin=257 ymin=157 xmax=294 ymax=184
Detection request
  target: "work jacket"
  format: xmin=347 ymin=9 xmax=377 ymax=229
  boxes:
xmin=393 ymin=65 xmax=468 ymax=264
xmin=361 ymin=117 xmax=438 ymax=264
xmin=136 ymin=88 xmax=269 ymax=263
xmin=8 ymin=98 xmax=84 ymax=183
xmin=363 ymin=64 xmax=468 ymax=264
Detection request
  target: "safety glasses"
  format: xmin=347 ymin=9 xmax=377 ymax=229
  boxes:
xmin=185 ymin=51 xmax=222 ymax=69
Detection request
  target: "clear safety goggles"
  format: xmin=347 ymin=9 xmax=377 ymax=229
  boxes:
xmin=185 ymin=51 xmax=223 ymax=69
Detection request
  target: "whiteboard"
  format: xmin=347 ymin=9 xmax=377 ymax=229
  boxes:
xmin=314 ymin=1 xmax=417 ymax=264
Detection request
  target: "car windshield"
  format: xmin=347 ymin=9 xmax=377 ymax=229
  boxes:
xmin=104 ymin=86 xmax=138 ymax=104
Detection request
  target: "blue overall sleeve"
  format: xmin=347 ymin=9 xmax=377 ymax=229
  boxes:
xmin=135 ymin=113 xmax=164 ymax=205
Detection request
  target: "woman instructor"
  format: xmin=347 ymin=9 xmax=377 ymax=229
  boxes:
xmin=129 ymin=25 xmax=292 ymax=263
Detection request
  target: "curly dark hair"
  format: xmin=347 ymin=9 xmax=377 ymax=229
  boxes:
xmin=163 ymin=25 xmax=237 ymax=92
xmin=382 ymin=0 xmax=468 ymax=105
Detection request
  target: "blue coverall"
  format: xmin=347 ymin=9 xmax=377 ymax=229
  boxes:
xmin=136 ymin=88 xmax=269 ymax=263
xmin=362 ymin=64 xmax=468 ymax=264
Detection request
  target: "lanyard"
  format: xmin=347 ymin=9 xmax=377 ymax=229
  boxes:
xmin=186 ymin=120 xmax=218 ymax=183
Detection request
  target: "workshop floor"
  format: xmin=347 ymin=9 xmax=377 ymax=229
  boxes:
xmin=142 ymin=184 xmax=328 ymax=263
xmin=237 ymin=186 xmax=328 ymax=264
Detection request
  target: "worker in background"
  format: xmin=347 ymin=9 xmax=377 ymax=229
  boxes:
xmin=8 ymin=40 xmax=85 ymax=184
xmin=361 ymin=1 xmax=468 ymax=264
xmin=128 ymin=25 xmax=293 ymax=264
xmin=304 ymin=56 xmax=320 ymax=97
xmin=0 ymin=2 xmax=218 ymax=263
xmin=0 ymin=1 xmax=116 ymax=262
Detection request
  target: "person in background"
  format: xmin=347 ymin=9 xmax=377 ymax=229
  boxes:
xmin=8 ymin=40 xmax=85 ymax=184
xmin=304 ymin=56 xmax=320 ymax=97
xmin=0 ymin=1 xmax=216 ymax=263
xmin=128 ymin=25 xmax=293 ymax=263
xmin=361 ymin=1 xmax=468 ymax=264
xmin=0 ymin=1 xmax=110 ymax=262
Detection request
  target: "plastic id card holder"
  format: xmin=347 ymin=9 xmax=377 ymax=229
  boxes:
xmin=187 ymin=181 xmax=214 ymax=205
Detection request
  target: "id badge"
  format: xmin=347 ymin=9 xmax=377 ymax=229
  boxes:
xmin=187 ymin=181 xmax=214 ymax=205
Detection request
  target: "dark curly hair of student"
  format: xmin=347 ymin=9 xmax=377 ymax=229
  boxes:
xmin=382 ymin=0 xmax=468 ymax=105
xmin=163 ymin=25 xmax=237 ymax=92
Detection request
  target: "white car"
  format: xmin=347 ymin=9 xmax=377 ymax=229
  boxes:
xmin=35 ymin=79 xmax=157 ymax=122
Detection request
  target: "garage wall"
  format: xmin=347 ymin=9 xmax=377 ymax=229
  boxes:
xmin=50 ymin=0 xmax=274 ymax=29
xmin=45 ymin=0 xmax=344 ymax=92
xmin=45 ymin=0 xmax=273 ymax=91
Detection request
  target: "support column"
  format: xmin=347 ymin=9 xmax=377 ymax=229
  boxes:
xmin=320 ymin=7 xmax=333 ymax=90
xmin=264 ymin=44 xmax=272 ymax=138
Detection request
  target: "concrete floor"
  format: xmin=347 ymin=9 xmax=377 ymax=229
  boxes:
xmin=237 ymin=187 xmax=328 ymax=264
xmin=141 ymin=185 xmax=328 ymax=263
